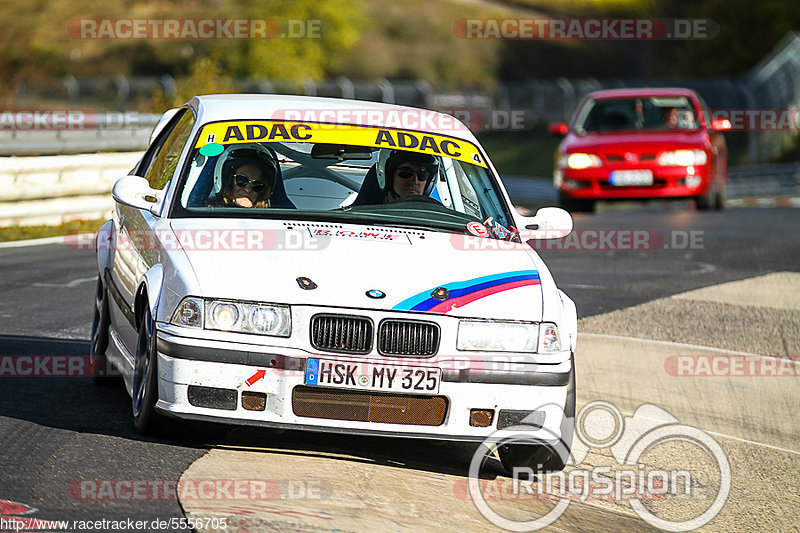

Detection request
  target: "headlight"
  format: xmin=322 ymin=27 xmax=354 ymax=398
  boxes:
xmin=559 ymin=152 xmax=602 ymax=170
xmin=171 ymin=297 xmax=203 ymax=328
xmin=248 ymin=305 xmax=291 ymax=335
xmin=208 ymin=301 xmax=241 ymax=330
xmin=457 ymin=320 xmax=540 ymax=353
xmin=657 ymin=149 xmax=707 ymax=166
xmin=171 ymin=297 xmax=290 ymax=336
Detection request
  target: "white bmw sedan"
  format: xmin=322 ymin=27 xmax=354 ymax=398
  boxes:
xmin=90 ymin=94 xmax=577 ymax=472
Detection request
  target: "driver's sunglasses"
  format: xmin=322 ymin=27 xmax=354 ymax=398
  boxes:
xmin=396 ymin=166 xmax=433 ymax=181
xmin=233 ymin=174 xmax=267 ymax=193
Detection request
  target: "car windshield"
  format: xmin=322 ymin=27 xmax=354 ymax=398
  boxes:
xmin=172 ymin=120 xmax=518 ymax=239
xmin=574 ymin=96 xmax=699 ymax=133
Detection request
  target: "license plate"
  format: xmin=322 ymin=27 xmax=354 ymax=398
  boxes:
xmin=304 ymin=358 xmax=440 ymax=394
xmin=610 ymin=169 xmax=653 ymax=186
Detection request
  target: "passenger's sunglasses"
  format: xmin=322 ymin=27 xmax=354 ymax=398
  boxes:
xmin=233 ymin=174 xmax=268 ymax=193
xmin=396 ymin=166 xmax=434 ymax=181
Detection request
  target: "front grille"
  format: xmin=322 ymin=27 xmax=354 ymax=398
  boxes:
xmin=378 ymin=319 xmax=440 ymax=356
xmin=311 ymin=314 xmax=373 ymax=354
xmin=292 ymin=386 xmax=448 ymax=426
xmin=605 ymin=153 xmax=656 ymax=163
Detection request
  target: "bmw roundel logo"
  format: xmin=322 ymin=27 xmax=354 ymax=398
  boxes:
xmin=366 ymin=289 xmax=386 ymax=299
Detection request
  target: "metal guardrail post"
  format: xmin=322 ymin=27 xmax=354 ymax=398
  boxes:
xmin=415 ymin=79 xmax=433 ymax=108
xmin=160 ymin=74 xmax=177 ymax=97
xmin=303 ymin=78 xmax=317 ymax=96
xmin=115 ymin=75 xmax=130 ymax=109
xmin=377 ymin=78 xmax=394 ymax=104
xmin=556 ymin=78 xmax=575 ymax=123
xmin=336 ymin=77 xmax=355 ymax=99
xmin=739 ymin=83 xmax=760 ymax=164
xmin=64 ymin=75 xmax=79 ymax=107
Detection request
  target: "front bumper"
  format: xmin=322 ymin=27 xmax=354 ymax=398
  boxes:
xmin=153 ymin=329 xmax=574 ymax=443
xmin=558 ymin=165 xmax=712 ymax=200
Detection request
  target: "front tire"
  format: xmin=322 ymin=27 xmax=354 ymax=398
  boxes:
xmin=714 ymin=181 xmax=727 ymax=210
xmin=498 ymin=355 xmax=576 ymax=474
xmin=132 ymin=306 xmax=164 ymax=435
xmin=694 ymin=183 xmax=715 ymax=210
xmin=90 ymin=275 xmax=117 ymax=385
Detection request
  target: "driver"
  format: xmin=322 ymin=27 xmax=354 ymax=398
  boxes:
xmin=382 ymin=150 xmax=439 ymax=203
xmin=212 ymin=148 xmax=278 ymax=208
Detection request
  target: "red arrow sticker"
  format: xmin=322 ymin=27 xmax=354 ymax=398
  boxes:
xmin=245 ymin=369 xmax=266 ymax=387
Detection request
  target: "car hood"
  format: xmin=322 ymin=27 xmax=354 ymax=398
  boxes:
xmin=564 ymin=130 xmax=707 ymax=151
xmin=170 ymin=219 xmax=545 ymax=321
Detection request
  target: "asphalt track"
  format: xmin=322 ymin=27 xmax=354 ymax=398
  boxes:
xmin=0 ymin=204 xmax=798 ymax=532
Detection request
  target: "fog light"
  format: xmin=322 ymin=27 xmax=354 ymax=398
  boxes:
xmin=187 ymin=386 xmax=237 ymax=411
xmin=242 ymin=391 xmax=267 ymax=411
xmin=470 ymin=409 xmax=495 ymax=427
xmin=686 ymin=176 xmax=702 ymax=188
xmin=497 ymin=410 xmax=546 ymax=430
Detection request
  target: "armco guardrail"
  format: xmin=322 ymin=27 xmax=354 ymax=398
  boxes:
xmin=0 ymin=113 xmax=160 ymax=156
xmin=0 ymin=155 xmax=797 ymax=228
xmin=500 ymin=165 xmax=800 ymax=206
xmin=728 ymin=162 xmax=800 ymax=199
xmin=0 ymin=152 xmax=142 ymax=226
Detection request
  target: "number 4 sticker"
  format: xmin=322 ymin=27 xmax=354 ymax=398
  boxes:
xmin=472 ymin=153 xmax=482 ymax=164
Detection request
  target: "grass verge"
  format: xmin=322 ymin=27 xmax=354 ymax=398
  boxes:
xmin=0 ymin=218 xmax=107 ymax=243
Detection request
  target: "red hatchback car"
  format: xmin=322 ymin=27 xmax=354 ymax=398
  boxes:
xmin=550 ymin=88 xmax=730 ymax=212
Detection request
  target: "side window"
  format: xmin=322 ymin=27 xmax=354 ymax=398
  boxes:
xmin=140 ymin=110 xmax=195 ymax=190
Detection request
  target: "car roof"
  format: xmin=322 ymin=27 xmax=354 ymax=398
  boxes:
xmin=187 ymin=94 xmax=477 ymax=143
xmin=583 ymin=87 xmax=699 ymax=100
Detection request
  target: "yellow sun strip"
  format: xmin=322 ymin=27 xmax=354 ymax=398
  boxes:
xmin=195 ymin=120 xmax=488 ymax=168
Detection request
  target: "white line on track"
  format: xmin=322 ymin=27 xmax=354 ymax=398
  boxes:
xmin=0 ymin=233 xmax=94 ymax=249
xmin=579 ymin=331 xmax=800 ymax=455
xmin=0 ymin=236 xmax=69 ymax=248
xmin=580 ymin=332 xmax=762 ymax=356
xmin=33 ymin=276 xmax=96 ymax=288
xmin=576 ymin=400 xmax=800 ymax=456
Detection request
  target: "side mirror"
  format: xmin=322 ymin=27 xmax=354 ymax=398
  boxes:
xmin=548 ymin=122 xmax=569 ymax=136
xmin=112 ymin=176 xmax=163 ymax=216
xmin=710 ymin=118 xmax=732 ymax=131
xmin=517 ymin=207 xmax=573 ymax=239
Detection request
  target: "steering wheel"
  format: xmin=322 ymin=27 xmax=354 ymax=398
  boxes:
xmin=392 ymin=194 xmax=443 ymax=206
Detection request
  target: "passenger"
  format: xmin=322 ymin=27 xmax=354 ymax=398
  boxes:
xmin=212 ymin=149 xmax=277 ymax=208
xmin=382 ymin=150 xmax=439 ymax=203
xmin=664 ymin=108 xmax=681 ymax=128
